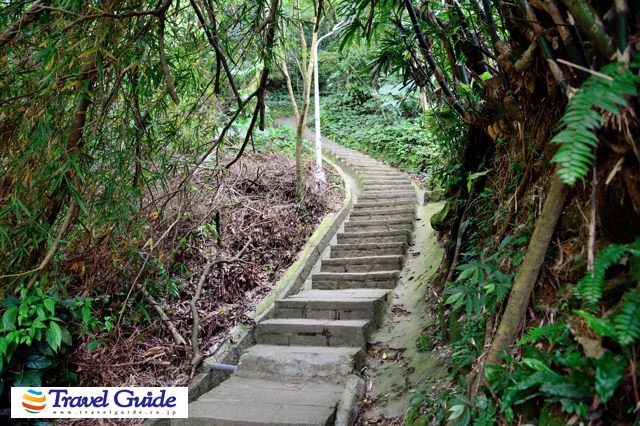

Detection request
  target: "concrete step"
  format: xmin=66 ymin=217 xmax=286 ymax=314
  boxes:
xmin=351 ymin=212 xmax=415 ymax=222
xmin=360 ymin=176 xmax=406 ymax=181
xmin=185 ymin=377 xmax=343 ymax=425
xmin=320 ymin=255 xmax=403 ymax=273
xmin=275 ymin=289 xmax=389 ymax=325
xmin=360 ymin=172 xmax=406 ymax=177
xmin=362 ymin=183 xmax=414 ymax=191
xmin=362 ymin=178 xmax=412 ymax=184
xmin=351 ymin=205 xmax=416 ymax=215
xmin=337 ymin=229 xmax=411 ymax=244
xmin=344 ymin=218 xmax=414 ymax=233
xmin=256 ymin=318 xmax=372 ymax=348
xmin=356 ymin=195 xmax=417 ymax=207
xmin=235 ymin=344 xmax=363 ymax=381
xmin=350 ymin=206 xmax=415 ymax=220
xmin=312 ymin=271 xmax=399 ymax=290
xmin=330 ymin=242 xmax=408 ymax=258
xmin=358 ymin=189 xmax=416 ymax=200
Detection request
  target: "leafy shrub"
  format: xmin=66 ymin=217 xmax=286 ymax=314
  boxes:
xmin=0 ymin=286 xmax=110 ymax=396
xmin=485 ymin=239 xmax=640 ymax=422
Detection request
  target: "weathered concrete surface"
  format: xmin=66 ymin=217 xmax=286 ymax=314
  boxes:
xmin=187 ymin=377 xmax=343 ymax=425
xmin=235 ymin=345 xmax=363 ymax=381
xmin=357 ymin=202 xmax=450 ymax=423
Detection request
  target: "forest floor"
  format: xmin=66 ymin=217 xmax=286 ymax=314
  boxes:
xmin=64 ymin=144 xmax=345 ymax=399
xmin=355 ymin=201 xmax=451 ymax=424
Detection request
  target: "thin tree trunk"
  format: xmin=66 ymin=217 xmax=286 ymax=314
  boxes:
xmin=158 ymin=16 xmax=180 ymax=105
xmin=485 ymin=174 xmax=568 ymax=365
xmin=279 ymin=60 xmax=301 ymax=121
xmin=293 ymin=27 xmax=316 ymax=207
xmin=26 ymin=74 xmax=94 ymax=272
xmin=404 ymin=0 xmax=470 ymax=122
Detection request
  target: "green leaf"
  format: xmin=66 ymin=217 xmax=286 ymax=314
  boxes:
xmin=447 ymin=404 xmax=466 ymax=421
xmin=613 ymin=291 xmax=640 ymax=345
xmin=25 ymin=354 xmax=52 ymax=370
xmin=13 ymin=369 xmax=42 ymax=387
xmin=445 ymin=292 xmax=464 ymax=305
xmin=595 ymin=352 xmax=625 ymax=403
xmin=551 ymin=62 xmax=639 ymax=185
xmin=61 ymin=326 xmax=73 ymax=346
xmin=46 ymin=321 xmax=63 ymax=352
xmin=539 ymin=381 xmax=590 ymax=399
xmin=2 ymin=306 xmax=18 ymax=331
xmin=43 ymin=298 xmax=55 ymax=315
xmin=87 ymin=340 xmax=99 ymax=352
xmin=574 ymin=310 xmax=616 ymax=338
xmin=522 ymin=358 xmax=559 ymax=377
xmin=479 ymin=71 xmax=492 ymax=81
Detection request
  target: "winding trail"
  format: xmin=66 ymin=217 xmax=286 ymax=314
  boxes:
xmin=180 ymin=126 xmax=419 ymax=425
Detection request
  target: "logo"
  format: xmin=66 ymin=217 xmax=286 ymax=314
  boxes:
xmin=11 ymin=387 xmax=188 ymax=418
xmin=22 ymin=389 xmax=46 ymax=414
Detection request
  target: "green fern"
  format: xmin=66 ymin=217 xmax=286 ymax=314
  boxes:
xmin=518 ymin=322 xmax=566 ymax=345
xmin=614 ymin=291 xmax=640 ymax=345
xmin=575 ymin=242 xmax=640 ymax=307
xmin=551 ymin=62 xmax=639 ymax=185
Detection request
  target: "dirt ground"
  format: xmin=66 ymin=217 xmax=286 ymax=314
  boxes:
xmin=355 ymin=201 xmax=452 ymax=425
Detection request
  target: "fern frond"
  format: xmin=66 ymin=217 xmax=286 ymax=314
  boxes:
xmin=575 ymin=243 xmax=640 ymax=307
xmin=614 ymin=291 xmax=640 ymax=345
xmin=518 ymin=322 xmax=566 ymax=345
xmin=551 ymin=62 xmax=639 ymax=185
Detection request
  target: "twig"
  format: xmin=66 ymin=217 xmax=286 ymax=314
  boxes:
xmin=588 ymin=162 xmax=597 ymax=271
xmin=158 ymin=16 xmax=180 ymax=105
xmin=2 ymin=198 xmax=77 ymax=290
xmin=631 ymin=347 xmax=640 ymax=407
xmin=137 ymin=284 xmax=187 ymax=346
xmin=556 ymin=58 xmax=614 ymax=81
xmin=0 ymin=1 xmax=46 ymax=50
xmin=117 ymin=205 xmax=184 ymax=328
xmin=57 ymin=0 xmax=173 ymax=32
xmin=447 ymin=192 xmax=473 ymax=282
xmin=110 ymin=352 xmax=167 ymax=367
xmin=190 ymin=238 xmax=252 ymax=375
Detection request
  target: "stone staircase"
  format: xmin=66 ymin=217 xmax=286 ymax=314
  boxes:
xmin=181 ymin=141 xmax=416 ymax=425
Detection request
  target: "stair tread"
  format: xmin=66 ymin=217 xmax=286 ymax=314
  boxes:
xmin=187 ymin=376 xmax=342 ymax=424
xmin=324 ymin=254 xmax=404 ymax=262
xmin=339 ymin=229 xmax=411 ymax=236
xmin=347 ymin=218 xmax=413 ymax=224
xmin=313 ymin=270 xmax=399 ymax=277
xmin=260 ymin=318 xmax=370 ymax=327
xmin=333 ymin=242 xmax=407 ymax=248
xmin=283 ymin=288 xmax=389 ymax=302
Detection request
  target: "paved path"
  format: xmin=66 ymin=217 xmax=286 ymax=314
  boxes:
xmin=181 ymin=135 xmax=417 ymax=425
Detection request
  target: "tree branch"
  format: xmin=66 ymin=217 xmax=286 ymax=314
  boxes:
xmin=158 ymin=16 xmax=180 ymax=105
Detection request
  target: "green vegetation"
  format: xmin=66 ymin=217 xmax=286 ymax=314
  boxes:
xmin=2 ymin=0 xmax=640 ymax=423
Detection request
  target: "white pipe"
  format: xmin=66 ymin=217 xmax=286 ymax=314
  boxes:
xmin=312 ymin=20 xmax=349 ymax=185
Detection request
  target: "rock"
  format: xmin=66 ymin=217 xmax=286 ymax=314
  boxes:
xmin=430 ymin=200 xmax=454 ymax=232
xmin=430 ymin=188 xmax=445 ymax=202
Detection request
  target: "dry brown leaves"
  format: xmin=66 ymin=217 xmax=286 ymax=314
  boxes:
xmin=60 ymin=150 xmax=344 ymax=424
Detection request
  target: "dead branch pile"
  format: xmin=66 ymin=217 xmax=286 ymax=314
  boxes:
xmin=61 ymin=150 xmax=343 ymax=401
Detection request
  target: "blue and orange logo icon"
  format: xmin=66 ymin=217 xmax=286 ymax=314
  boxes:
xmin=22 ymin=389 xmax=46 ymax=413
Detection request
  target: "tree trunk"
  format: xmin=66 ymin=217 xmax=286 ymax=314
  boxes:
xmin=293 ymin=29 xmax=316 ymax=207
xmin=26 ymin=74 xmax=94 ymax=271
xmin=485 ymin=173 xmax=568 ymax=365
